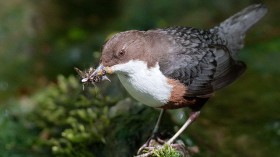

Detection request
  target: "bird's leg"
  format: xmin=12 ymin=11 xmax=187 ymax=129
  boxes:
xmin=167 ymin=111 xmax=200 ymax=144
xmin=137 ymin=110 xmax=200 ymax=155
xmin=152 ymin=109 xmax=166 ymax=136
xmin=137 ymin=109 xmax=166 ymax=154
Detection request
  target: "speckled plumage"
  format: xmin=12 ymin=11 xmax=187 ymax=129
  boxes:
xmin=99 ymin=4 xmax=267 ymax=109
xmin=154 ymin=4 xmax=267 ymax=97
xmin=83 ymin=4 xmax=267 ymax=148
xmin=156 ymin=26 xmax=245 ymax=97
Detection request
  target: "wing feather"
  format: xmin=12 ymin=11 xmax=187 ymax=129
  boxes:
xmin=159 ymin=27 xmax=246 ymax=97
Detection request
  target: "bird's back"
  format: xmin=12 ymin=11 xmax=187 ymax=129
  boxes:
xmin=156 ymin=4 xmax=267 ymax=97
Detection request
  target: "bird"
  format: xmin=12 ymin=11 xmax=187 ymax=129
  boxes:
xmin=88 ymin=4 xmax=267 ymax=151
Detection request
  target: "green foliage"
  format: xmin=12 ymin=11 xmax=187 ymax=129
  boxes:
xmin=151 ymin=144 xmax=182 ymax=157
xmin=28 ymin=75 xmax=179 ymax=157
xmin=29 ymin=75 xmax=117 ymax=156
xmin=1 ymin=0 xmax=280 ymax=157
xmin=0 ymin=103 xmax=38 ymax=157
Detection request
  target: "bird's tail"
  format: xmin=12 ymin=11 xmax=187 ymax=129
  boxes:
xmin=212 ymin=4 xmax=267 ymax=53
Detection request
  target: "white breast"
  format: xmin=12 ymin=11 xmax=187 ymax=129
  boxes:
xmin=112 ymin=60 xmax=172 ymax=108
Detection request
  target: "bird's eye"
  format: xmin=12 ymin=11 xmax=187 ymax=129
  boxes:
xmin=117 ymin=49 xmax=126 ymax=57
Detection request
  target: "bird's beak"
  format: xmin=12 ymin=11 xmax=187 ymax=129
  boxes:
xmin=90 ymin=64 xmax=113 ymax=82
xmin=92 ymin=64 xmax=113 ymax=75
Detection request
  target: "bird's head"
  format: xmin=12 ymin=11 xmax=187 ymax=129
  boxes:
xmin=94 ymin=30 xmax=158 ymax=76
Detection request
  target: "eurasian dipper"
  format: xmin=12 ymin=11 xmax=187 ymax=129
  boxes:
xmin=84 ymin=4 xmax=267 ymax=150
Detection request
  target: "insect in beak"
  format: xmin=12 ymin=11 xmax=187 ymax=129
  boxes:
xmin=74 ymin=65 xmax=112 ymax=90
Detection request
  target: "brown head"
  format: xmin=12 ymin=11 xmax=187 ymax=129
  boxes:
xmin=101 ymin=30 xmax=148 ymax=67
xmin=99 ymin=30 xmax=173 ymax=72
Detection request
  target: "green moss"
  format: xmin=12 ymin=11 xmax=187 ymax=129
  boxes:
xmin=151 ymin=144 xmax=182 ymax=157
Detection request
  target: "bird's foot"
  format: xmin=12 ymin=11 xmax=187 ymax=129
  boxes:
xmin=137 ymin=135 xmax=162 ymax=155
xmin=136 ymin=137 xmax=188 ymax=157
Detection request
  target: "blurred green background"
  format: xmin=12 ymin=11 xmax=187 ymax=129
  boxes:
xmin=0 ymin=0 xmax=279 ymax=157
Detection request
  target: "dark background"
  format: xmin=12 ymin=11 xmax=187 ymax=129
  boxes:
xmin=0 ymin=0 xmax=279 ymax=156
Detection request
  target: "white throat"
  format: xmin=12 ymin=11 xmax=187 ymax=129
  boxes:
xmin=111 ymin=60 xmax=172 ymax=107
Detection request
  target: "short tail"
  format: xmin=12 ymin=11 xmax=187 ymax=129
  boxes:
xmin=212 ymin=4 xmax=267 ymax=53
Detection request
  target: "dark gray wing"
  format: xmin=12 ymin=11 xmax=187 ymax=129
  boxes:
xmin=159 ymin=27 xmax=246 ymax=97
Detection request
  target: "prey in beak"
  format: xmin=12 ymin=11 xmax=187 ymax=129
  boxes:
xmin=74 ymin=64 xmax=112 ymax=90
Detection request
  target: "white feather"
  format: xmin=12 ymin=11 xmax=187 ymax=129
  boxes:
xmin=111 ymin=60 xmax=172 ymax=107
